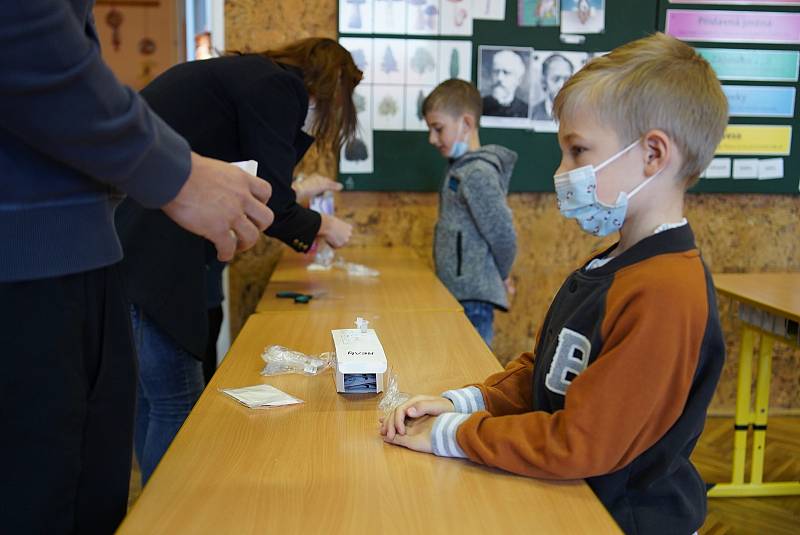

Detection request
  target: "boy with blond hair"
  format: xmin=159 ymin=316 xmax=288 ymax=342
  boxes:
xmin=381 ymin=33 xmax=728 ymax=534
xmin=422 ymin=79 xmax=517 ymax=346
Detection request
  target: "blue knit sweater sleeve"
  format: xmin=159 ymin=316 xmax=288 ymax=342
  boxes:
xmin=0 ymin=1 xmax=190 ymax=208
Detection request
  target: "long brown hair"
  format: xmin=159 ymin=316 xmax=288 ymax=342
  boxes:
xmin=259 ymin=38 xmax=362 ymax=153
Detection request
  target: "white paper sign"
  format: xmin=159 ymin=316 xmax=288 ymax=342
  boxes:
xmin=733 ymin=158 xmax=759 ymax=179
xmin=704 ymin=157 xmax=732 ymax=179
xmin=758 ymin=158 xmax=784 ymax=180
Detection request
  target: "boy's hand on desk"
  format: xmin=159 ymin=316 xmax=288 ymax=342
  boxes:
xmin=379 ymin=395 xmax=454 ymax=439
xmin=383 ymin=415 xmax=435 ymax=454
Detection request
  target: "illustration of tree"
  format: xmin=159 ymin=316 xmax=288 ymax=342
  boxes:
xmin=346 ymin=0 xmax=366 ymax=29
xmin=449 ymin=48 xmax=459 ymax=79
xmin=408 ymin=0 xmax=427 ymax=31
xmin=378 ymin=95 xmax=399 ymax=117
xmin=344 ymin=137 xmax=369 ymax=161
xmin=377 ymin=0 xmax=404 ymax=27
xmin=380 ymin=46 xmax=399 ymax=75
xmin=410 ymin=47 xmax=435 ymax=75
xmin=416 ymin=90 xmax=425 ymax=121
xmin=353 ymin=92 xmax=366 ymax=113
xmin=350 ymin=49 xmax=367 ymax=73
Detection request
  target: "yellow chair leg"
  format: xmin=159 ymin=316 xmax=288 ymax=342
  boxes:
xmin=750 ymin=334 xmax=774 ymax=485
xmin=732 ymin=327 xmax=754 ymax=485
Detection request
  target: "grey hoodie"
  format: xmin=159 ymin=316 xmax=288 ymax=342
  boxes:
xmin=434 ymin=145 xmax=518 ymax=310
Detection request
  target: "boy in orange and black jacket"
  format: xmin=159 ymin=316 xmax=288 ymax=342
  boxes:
xmin=381 ymin=33 xmax=728 ymax=535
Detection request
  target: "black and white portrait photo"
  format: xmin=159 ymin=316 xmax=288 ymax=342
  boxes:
xmin=529 ymin=50 xmax=588 ymax=132
xmin=478 ymin=45 xmax=533 ymax=128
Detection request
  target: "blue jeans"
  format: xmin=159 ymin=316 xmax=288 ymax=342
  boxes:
xmin=130 ymin=305 xmax=204 ymax=485
xmin=461 ymin=300 xmax=494 ymax=347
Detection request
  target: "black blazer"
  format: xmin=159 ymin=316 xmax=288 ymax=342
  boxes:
xmin=116 ymin=55 xmax=320 ymax=357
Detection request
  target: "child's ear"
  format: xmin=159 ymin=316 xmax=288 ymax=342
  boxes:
xmin=463 ymin=114 xmax=477 ymax=132
xmin=643 ymin=129 xmax=670 ymax=177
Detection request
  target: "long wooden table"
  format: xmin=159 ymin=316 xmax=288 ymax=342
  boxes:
xmin=256 ymin=246 xmax=462 ymax=313
xmin=117 ymin=310 xmax=620 ymax=534
xmin=708 ymin=273 xmax=800 ymax=498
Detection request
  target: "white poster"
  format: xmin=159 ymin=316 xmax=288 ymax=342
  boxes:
xmin=405 ymin=85 xmax=436 ymax=131
xmin=473 ymin=0 xmax=506 ymax=20
xmin=406 ymin=39 xmax=440 ymax=85
xmin=373 ymin=84 xmax=405 ymax=130
xmin=441 ymin=0 xmax=474 ymax=35
xmin=560 ymin=0 xmax=605 ymax=34
xmin=373 ymin=38 xmax=406 ymax=85
xmin=529 ymin=50 xmax=589 ymax=132
xmin=407 ymin=0 xmax=441 ymax=35
xmin=339 ymin=37 xmax=374 ymax=83
xmin=339 ymin=0 xmax=373 ymax=34
xmin=438 ymin=40 xmax=473 ymax=82
xmin=374 ymin=0 xmax=408 ymax=34
xmin=478 ymin=45 xmax=533 ymax=129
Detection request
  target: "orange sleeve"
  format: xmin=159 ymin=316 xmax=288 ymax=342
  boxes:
xmin=455 ymin=252 xmax=708 ymax=479
xmin=474 ymin=352 xmax=535 ymax=416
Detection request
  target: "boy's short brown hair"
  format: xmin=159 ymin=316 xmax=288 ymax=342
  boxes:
xmin=553 ymin=32 xmax=728 ymax=188
xmin=422 ymin=79 xmax=483 ymax=121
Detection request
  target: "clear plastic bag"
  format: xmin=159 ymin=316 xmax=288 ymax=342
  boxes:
xmin=307 ymin=242 xmax=335 ymax=271
xmin=260 ymin=345 xmax=334 ymax=376
xmin=378 ymin=367 xmax=410 ymax=417
xmin=334 ymin=257 xmax=380 ymax=277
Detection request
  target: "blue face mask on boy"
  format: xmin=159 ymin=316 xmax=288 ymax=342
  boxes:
xmin=553 ymin=140 xmax=662 ymax=237
xmin=448 ymin=120 xmax=469 ymax=159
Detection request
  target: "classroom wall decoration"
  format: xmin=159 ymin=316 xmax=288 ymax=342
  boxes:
xmin=339 ymin=0 xmax=800 ymax=194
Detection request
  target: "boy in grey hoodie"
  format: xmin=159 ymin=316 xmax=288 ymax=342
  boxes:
xmin=423 ymin=80 xmax=518 ymax=347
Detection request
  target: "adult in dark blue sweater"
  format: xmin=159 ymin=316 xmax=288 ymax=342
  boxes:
xmin=115 ymin=37 xmax=361 ymax=485
xmin=0 ymin=3 xmax=274 ymax=534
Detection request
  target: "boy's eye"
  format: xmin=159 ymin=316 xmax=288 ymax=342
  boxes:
xmin=570 ymin=146 xmax=587 ymax=157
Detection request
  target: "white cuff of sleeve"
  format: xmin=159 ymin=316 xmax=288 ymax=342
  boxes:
xmin=442 ymin=386 xmax=485 ymax=414
xmin=431 ymin=413 xmax=470 ymax=458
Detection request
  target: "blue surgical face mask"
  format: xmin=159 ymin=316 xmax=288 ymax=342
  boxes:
xmin=554 ymin=140 xmax=662 ymax=237
xmin=448 ymin=120 xmax=469 ymax=159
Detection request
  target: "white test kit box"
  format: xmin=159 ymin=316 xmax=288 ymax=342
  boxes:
xmin=331 ymin=326 xmax=387 ymax=394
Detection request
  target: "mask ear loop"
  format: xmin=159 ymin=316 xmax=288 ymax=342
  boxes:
xmin=594 ymin=140 xmax=640 ymax=173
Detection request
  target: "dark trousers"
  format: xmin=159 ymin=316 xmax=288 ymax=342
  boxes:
xmin=202 ymin=305 xmax=223 ymax=384
xmin=0 ymin=266 xmax=136 ymax=535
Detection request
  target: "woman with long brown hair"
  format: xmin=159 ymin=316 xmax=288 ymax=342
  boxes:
xmin=115 ymin=37 xmax=362 ymax=485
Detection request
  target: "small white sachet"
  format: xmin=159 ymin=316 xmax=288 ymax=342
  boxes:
xmin=220 ymin=384 xmax=303 ymax=409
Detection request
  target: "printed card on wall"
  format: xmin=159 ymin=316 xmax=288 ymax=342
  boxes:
xmin=407 ymin=0 xmax=441 ymax=35
xmin=666 ymin=10 xmax=800 ymax=45
xmin=374 ymin=0 xmax=408 ymax=34
xmin=529 ymin=50 xmax=589 ymax=132
xmin=519 ymin=0 xmax=560 ymax=27
xmin=560 ymin=0 xmax=605 ymax=34
xmin=341 ymin=85 xmax=374 ymax=173
xmin=478 ymin=45 xmax=534 ymax=129
xmin=473 ymin=0 xmax=506 ymax=20
xmin=373 ymin=84 xmax=405 ymax=130
xmin=405 ymin=85 xmax=436 ymax=130
xmin=373 ymin=38 xmax=406 ymax=85
xmin=406 ymin=39 xmax=440 ymax=85
xmin=339 ymin=37 xmax=374 ymax=83
xmin=339 ymin=0 xmax=373 ymax=34
xmin=440 ymin=0 xmax=474 ymax=35
xmin=698 ymin=48 xmax=799 ymax=82
xmin=716 ymin=125 xmax=792 ymax=155
xmin=669 ymin=0 xmax=800 ymax=5
xmin=723 ymin=85 xmax=796 ymax=117
xmin=438 ymin=40 xmax=473 ymax=82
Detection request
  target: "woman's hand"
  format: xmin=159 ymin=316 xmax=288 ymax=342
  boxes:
xmin=292 ymin=173 xmax=343 ymax=204
xmin=318 ymin=214 xmax=352 ymax=248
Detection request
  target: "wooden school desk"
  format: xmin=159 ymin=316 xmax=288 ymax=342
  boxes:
xmin=709 ymin=273 xmax=800 ymax=498
xmin=256 ymin=246 xmax=463 ymax=313
xmin=117 ymin=310 xmax=621 ymax=534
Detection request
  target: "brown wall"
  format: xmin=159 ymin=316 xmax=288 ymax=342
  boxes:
xmin=225 ymin=0 xmax=800 ymax=413
xmin=94 ymin=1 xmax=181 ymax=90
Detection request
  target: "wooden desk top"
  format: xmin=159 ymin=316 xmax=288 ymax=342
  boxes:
xmin=714 ymin=272 xmax=800 ymax=322
xmin=117 ymin=310 xmax=620 ymax=535
xmin=270 ymin=245 xmax=433 ymax=282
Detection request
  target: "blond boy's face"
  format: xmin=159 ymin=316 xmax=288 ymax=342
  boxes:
xmin=424 ymin=110 xmax=469 ymax=158
xmin=555 ymin=110 xmax=645 ymax=206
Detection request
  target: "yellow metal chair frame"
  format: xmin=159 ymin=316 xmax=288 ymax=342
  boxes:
xmin=707 ymin=324 xmax=800 ymax=498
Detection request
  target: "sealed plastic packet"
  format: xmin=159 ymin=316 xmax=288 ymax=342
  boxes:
xmin=377 ymin=367 xmax=410 ymax=418
xmin=261 ymin=345 xmax=333 ymax=376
